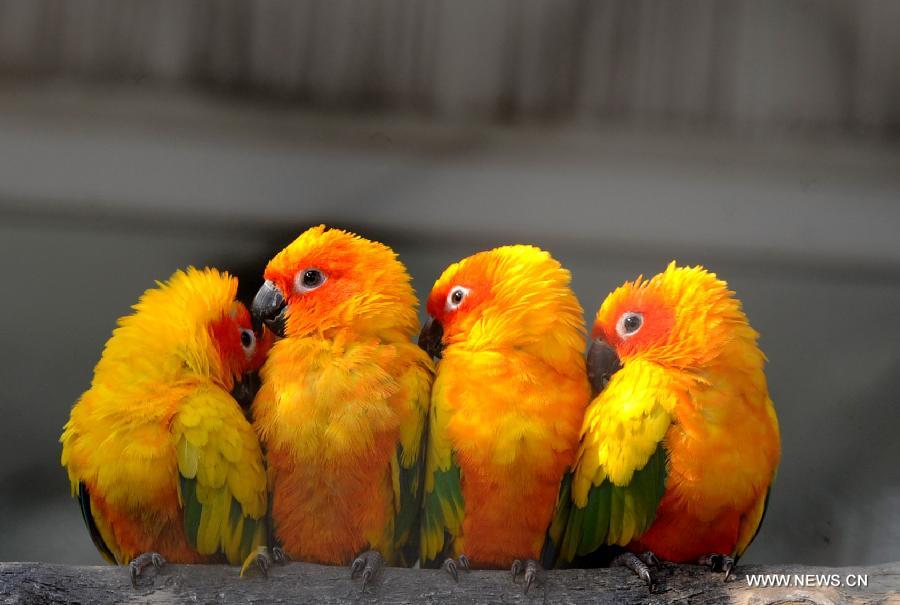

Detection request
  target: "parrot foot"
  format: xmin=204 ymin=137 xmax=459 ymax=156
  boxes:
xmin=441 ymin=554 xmax=470 ymax=582
xmin=272 ymin=546 xmax=291 ymax=565
xmin=510 ymin=559 xmax=544 ymax=594
xmin=271 ymin=546 xmax=289 ymax=565
xmin=639 ymin=550 xmax=661 ymax=569
xmin=698 ymin=553 xmax=736 ymax=581
xmin=128 ymin=551 xmax=165 ymax=588
xmin=240 ymin=546 xmax=284 ymax=578
xmin=611 ymin=551 xmax=658 ymax=593
xmin=350 ymin=550 xmax=385 ymax=590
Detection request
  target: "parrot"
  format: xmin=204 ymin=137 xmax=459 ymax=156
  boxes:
xmin=417 ymin=244 xmax=591 ymax=593
xmin=60 ymin=267 xmax=272 ymax=585
xmin=543 ymin=262 xmax=781 ymax=589
xmin=249 ymin=225 xmax=433 ymax=587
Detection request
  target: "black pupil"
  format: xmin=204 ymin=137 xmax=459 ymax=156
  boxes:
xmin=452 ymin=290 xmax=464 ymax=304
xmin=624 ymin=315 xmax=641 ymax=332
xmin=303 ymin=270 xmax=321 ymax=287
xmin=241 ymin=331 xmax=253 ymax=348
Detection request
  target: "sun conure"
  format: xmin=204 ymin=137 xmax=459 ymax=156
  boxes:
xmin=544 ymin=262 xmax=781 ymax=588
xmin=249 ymin=225 xmax=433 ymax=586
xmin=417 ymin=244 xmax=590 ymax=593
xmin=60 ymin=267 xmax=271 ymax=585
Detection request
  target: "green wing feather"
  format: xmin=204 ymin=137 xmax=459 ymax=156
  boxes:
xmin=546 ymin=445 xmax=668 ymax=567
xmin=418 ymin=363 xmax=466 ymax=568
xmin=420 ymin=453 xmax=464 ymax=567
xmin=390 ymin=354 xmax=433 ymax=566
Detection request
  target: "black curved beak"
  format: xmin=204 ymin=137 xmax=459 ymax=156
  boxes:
xmin=230 ymin=371 xmax=260 ymax=415
xmin=587 ymin=337 xmax=621 ymax=396
xmin=251 ymin=280 xmax=287 ymax=338
xmin=418 ymin=318 xmax=445 ymax=360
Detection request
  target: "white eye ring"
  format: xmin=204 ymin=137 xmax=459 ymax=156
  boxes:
xmin=294 ymin=268 xmax=327 ymax=293
xmin=616 ymin=311 xmax=643 ymax=338
xmin=446 ymin=286 xmax=470 ymax=311
xmin=239 ymin=328 xmax=256 ymax=359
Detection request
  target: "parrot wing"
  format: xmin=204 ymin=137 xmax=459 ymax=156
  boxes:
xmin=734 ymin=486 xmax=771 ymax=559
xmin=173 ymin=386 xmax=268 ymax=565
xmin=390 ymin=355 xmax=433 ymax=566
xmin=546 ymin=363 xmax=673 ymax=566
xmin=76 ymin=482 xmax=117 ymax=564
xmin=419 ymin=381 xmax=464 ymax=568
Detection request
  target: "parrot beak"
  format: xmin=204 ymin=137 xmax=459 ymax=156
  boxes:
xmin=251 ymin=280 xmax=287 ymax=338
xmin=418 ymin=317 xmax=445 ymax=360
xmin=230 ymin=371 xmax=260 ymax=414
xmin=587 ymin=337 xmax=621 ymax=396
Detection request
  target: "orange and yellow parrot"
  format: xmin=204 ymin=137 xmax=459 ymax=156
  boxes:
xmin=60 ymin=268 xmax=271 ymax=585
xmin=544 ymin=262 xmax=781 ymax=588
xmin=249 ymin=225 xmax=433 ymax=586
xmin=417 ymin=245 xmax=591 ymax=592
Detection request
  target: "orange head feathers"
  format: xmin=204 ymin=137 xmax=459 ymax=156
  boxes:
xmin=421 ymin=245 xmax=585 ymax=367
xmin=591 ymin=261 xmax=758 ymax=372
xmin=252 ymin=225 xmax=419 ymax=341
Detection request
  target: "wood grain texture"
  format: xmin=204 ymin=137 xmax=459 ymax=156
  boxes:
xmin=1 ymin=561 xmax=897 ymax=604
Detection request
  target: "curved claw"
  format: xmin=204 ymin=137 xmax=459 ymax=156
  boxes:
xmin=510 ymin=559 xmax=543 ymax=594
xmin=240 ymin=546 xmax=276 ymax=578
xmin=723 ymin=558 xmax=735 ymax=582
xmin=350 ymin=557 xmax=366 ymax=579
xmin=458 ymin=554 xmax=470 ymax=570
xmin=510 ymin=559 xmax=522 ymax=580
xmin=612 ymin=552 xmax=657 ymax=593
xmin=699 ymin=553 xmax=737 ymax=582
xmin=271 ymin=547 xmax=289 ymax=565
xmin=254 ymin=554 xmax=270 ymax=578
xmin=350 ymin=550 xmax=384 ymax=590
xmin=128 ymin=552 xmax=166 ymax=588
xmin=640 ymin=551 xmax=661 ymax=569
xmin=524 ymin=567 xmax=537 ymax=594
xmin=442 ymin=557 xmax=460 ymax=582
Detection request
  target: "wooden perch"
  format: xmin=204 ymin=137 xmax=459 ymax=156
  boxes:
xmin=1 ymin=560 xmax=897 ymax=604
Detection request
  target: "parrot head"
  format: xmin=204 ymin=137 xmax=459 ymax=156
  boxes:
xmin=207 ymin=298 xmax=272 ymax=408
xmin=587 ymin=261 xmax=756 ymax=395
xmin=420 ymin=244 xmax=585 ymax=367
xmin=250 ymin=225 xmax=419 ymax=340
xmin=119 ymin=268 xmax=271 ymax=407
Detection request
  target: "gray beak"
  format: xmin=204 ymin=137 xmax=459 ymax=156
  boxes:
xmin=586 ymin=337 xmax=621 ymax=396
xmin=251 ymin=280 xmax=286 ymax=337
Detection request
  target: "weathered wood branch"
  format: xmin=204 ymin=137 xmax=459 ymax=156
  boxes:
xmin=1 ymin=560 xmax=897 ymax=605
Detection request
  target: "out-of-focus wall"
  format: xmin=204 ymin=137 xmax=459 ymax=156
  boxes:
xmin=1 ymin=1 xmax=900 ymax=132
xmin=0 ymin=0 xmax=898 ymax=569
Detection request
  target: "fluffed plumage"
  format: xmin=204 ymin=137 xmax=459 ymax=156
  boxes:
xmin=60 ymin=267 xmax=269 ymax=566
xmin=420 ymin=245 xmax=591 ymax=569
xmin=251 ymin=225 xmax=433 ymax=566
xmin=546 ymin=262 xmax=781 ymax=567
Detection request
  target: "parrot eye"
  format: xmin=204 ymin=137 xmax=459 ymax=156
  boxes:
xmin=239 ymin=328 xmax=256 ymax=356
xmin=616 ymin=312 xmax=643 ymax=338
xmin=295 ymin=268 xmax=327 ymax=293
xmin=446 ymin=286 xmax=470 ymax=311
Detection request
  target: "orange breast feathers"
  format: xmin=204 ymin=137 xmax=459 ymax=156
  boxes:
xmin=635 ymin=355 xmax=780 ymax=561
xmin=443 ymin=350 xmax=587 ymax=566
xmin=249 ymin=225 xmax=432 ymax=566
xmin=419 ymin=244 xmax=591 ymax=569
xmin=253 ymin=336 xmax=426 ymax=564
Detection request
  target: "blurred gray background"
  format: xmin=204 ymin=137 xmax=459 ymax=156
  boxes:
xmin=0 ymin=0 xmax=898 ymax=568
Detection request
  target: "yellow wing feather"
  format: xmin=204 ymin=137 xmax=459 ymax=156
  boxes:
xmin=573 ymin=360 xmax=676 ymax=506
xmin=173 ymin=386 xmax=267 ymax=564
